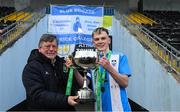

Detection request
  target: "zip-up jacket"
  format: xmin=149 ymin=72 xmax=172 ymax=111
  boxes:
xmin=22 ymin=49 xmax=79 ymax=111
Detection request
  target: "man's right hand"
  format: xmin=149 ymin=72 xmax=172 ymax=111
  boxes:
xmin=68 ymin=96 xmax=79 ymax=106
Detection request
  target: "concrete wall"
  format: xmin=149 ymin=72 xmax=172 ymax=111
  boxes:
xmin=0 ymin=0 xmax=30 ymax=11
xmin=48 ymin=0 xmax=130 ymax=14
xmin=0 ymin=15 xmax=48 ymax=111
xmin=0 ymin=0 xmax=14 ymax=7
xmin=47 ymin=0 xmax=180 ymax=12
xmin=14 ymin=0 xmax=30 ymax=11
xmin=112 ymin=17 xmax=180 ymax=111
xmin=2 ymin=0 xmax=180 ymax=14
xmin=30 ymin=0 xmax=49 ymax=11
xmin=143 ymin=0 xmax=180 ymax=11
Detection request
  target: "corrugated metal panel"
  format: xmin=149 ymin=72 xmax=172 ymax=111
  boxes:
xmin=104 ymin=7 xmax=114 ymax=15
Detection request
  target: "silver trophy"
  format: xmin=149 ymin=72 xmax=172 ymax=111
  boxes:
xmin=73 ymin=48 xmax=98 ymax=103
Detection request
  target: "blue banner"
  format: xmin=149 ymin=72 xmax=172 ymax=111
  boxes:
xmin=48 ymin=5 xmax=103 ymax=56
xmin=51 ymin=5 xmax=103 ymax=16
xmin=56 ymin=34 xmax=92 ymax=46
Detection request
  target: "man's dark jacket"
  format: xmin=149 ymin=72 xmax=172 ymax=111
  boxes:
xmin=22 ymin=49 xmax=79 ymax=111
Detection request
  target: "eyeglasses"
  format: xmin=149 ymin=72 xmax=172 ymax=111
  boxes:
xmin=40 ymin=45 xmax=58 ymax=49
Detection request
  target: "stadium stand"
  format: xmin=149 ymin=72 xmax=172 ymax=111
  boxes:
xmin=0 ymin=7 xmax=45 ymax=54
xmin=0 ymin=6 xmax=15 ymax=18
xmin=124 ymin=11 xmax=180 ymax=75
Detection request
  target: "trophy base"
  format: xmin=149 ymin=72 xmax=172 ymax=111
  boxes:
xmin=76 ymin=98 xmax=96 ymax=104
xmin=76 ymin=87 xmax=95 ymax=104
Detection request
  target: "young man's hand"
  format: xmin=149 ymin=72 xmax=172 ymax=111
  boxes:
xmin=98 ymin=56 xmax=111 ymax=70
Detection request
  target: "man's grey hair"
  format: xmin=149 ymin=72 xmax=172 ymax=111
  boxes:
xmin=38 ymin=34 xmax=58 ymax=48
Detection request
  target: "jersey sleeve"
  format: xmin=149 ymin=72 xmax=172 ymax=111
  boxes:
xmin=118 ymin=54 xmax=131 ymax=77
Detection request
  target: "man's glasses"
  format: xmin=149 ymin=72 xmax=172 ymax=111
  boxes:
xmin=40 ymin=45 xmax=57 ymax=49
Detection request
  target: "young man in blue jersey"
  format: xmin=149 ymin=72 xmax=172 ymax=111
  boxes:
xmin=92 ymin=27 xmax=131 ymax=111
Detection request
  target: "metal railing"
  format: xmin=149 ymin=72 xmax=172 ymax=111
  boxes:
xmin=121 ymin=15 xmax=180 ymax=75
xmin=0 ymin=7 xmax=46 ymax=54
